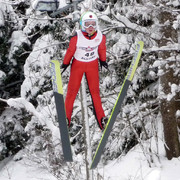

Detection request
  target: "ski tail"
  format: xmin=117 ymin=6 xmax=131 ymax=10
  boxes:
xmin=90 ymin=41 xmax=144 ymax=169
xmin=50 ymin=60 xmax=73 ymax=162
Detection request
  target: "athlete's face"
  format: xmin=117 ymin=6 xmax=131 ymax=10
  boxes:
xmin=84 ymin=21 xmax=96 ymax=35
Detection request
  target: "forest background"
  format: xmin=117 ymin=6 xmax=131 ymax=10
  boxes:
xmin=0 ymin=0 xmax=180 ymax=179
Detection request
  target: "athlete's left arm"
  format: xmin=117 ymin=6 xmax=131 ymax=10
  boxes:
xmin=98 ymin=34 xmax=106 ymax=62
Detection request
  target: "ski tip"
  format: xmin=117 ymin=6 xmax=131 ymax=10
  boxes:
xmin=138 ymin=41 xmax=144 ymax=48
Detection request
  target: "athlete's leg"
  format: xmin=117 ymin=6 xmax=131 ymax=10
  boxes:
xmin=85 ymin=60 xmax=105 ymax=129
xmin=65 ymin=60 xmax=84 ymax=125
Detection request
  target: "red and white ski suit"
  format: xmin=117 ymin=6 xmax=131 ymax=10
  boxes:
xmin=63 ymin=30 xmax=106 ymax=129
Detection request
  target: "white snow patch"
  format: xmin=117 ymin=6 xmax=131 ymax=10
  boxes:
xmin=0 ymin=70 xmax=6 ymax=84
xmin=7 ymin=98 xmax=45 ymax=125
xmin=167 ymin=83 xmax=179 ymax=101
xmin=96 ymin=138 xmax=180 ymax=180
xmin=176 ymin=110 xmax=180 ymax=118
xmin=149 ymin=70 xmax=156 ymax=78
xmin=8 ymin=30 xmax=30 ymax=65
xmin=0 ymin=157 xmax=57 ymax=180
xmin=0 ymin=9 xmax=4 ymax=27
xmin=144 ymin=168 xmax=161 ymax=180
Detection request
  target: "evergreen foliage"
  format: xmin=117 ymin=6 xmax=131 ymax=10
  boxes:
xmin=0 ymin=0 xmax=179 ymax=179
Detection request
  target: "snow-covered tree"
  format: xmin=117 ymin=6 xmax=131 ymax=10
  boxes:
xmin=0 ymin=0 xmax=180 ymax=179
xmin=157 ymin=3 xmax=180 ymax=159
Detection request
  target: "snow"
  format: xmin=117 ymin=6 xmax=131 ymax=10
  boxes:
xmin=32 ymin=0 xmax=67 ymax=10
xmin=149 ymin=70 xmax=156 ymax=79
xmin=112 ymin=34 xmax=131 ymax=56
xmin=176 ymin=110 xmax=180 ymax=118
xmin=0 ymin=70 xmax=6 ymax=84
xmin=7 ymin=97 xmax=44 ymax=125
xmin=158 ymin=83 xmax=179 ymax=101
xmin=8 ymin=30 xmax=30 ymax=65
xmin=21 ymin=34 xmax=57 ymax=99
xmin=1 ymin=0 xmax=180 ymax=180
xmin=1 ymin=139 xmax=180 ymax=180
xmin=167 ymin=0 xmax=180 ymax=7
xmin=96 ymin=139 xmax=180 ymax=180
xmin=167 ymin=83 xmax=179 ymax=101
xmin=0 ymin=9 xmax=4 ymax=27
xmin=0 ymin=156 xmax=57 ymax=180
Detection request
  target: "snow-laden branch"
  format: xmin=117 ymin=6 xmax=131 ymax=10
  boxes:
xmin=0 ymin=98 xmax=7 ymax=103
xmin=111 ymin=12 xmax=161 ymax=41
xmin=0 ymin=80 xmax=23 ymax=90
xmin=143 ymin=43 xmax=180 ymax=57
xmin=146 ymin=43 xmax=180 ymax=52
xmin=18 ymin=41 xmax=68 ymax=58
xmin=0 ymin=0 xmax=21 ymax=5
xmin=1 ymin=97 xmax=61 ymax=140
xmin=2 ymin=97 xmax=45 ymax=126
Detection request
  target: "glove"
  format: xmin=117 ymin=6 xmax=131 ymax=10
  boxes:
xmin=99 ymin=60 xmax=108 ymax=70
xmin=61 ymin=63 xmax=69 ymax=74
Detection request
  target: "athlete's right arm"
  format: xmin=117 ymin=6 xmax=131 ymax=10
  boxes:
xmin=63 ymin=35 xmax=77 ymax=65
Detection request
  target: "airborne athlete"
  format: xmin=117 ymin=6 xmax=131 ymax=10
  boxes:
xmin=61 ymin=11 xmax=108 ymax=130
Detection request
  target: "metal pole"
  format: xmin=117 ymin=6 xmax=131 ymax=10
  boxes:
xmin=80 ymin=76 xmax=93 ymax=180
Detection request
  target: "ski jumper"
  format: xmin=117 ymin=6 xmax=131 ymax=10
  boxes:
xmin=63 ymin=30 xmax=106 ymax=129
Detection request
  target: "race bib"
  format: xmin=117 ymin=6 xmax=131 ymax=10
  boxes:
xmin=74 ymin=30 xmax=103 ymax=62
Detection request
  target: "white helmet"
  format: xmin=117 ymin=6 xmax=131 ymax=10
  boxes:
xmin=80 ymin=11 xmax=98 ymax=32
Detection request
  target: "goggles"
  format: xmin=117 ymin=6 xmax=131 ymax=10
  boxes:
xmin=83 ymin=21 xmax=97 ymax=29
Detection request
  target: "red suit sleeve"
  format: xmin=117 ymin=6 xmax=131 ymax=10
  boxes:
xmin=63 ymin=36 xmax=77 ymax=65
xmin=98 ymin=35 xmax=106 ymax=62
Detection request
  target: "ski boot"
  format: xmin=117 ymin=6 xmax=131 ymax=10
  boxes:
xmin=101 ymin=117 xmax=108 ymax=130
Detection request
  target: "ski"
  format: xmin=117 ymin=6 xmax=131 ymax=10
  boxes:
xmin=90 ymin=41 xmax=144 ymax=169
xmin=50 ymin=60 xmax=73 ymax=162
